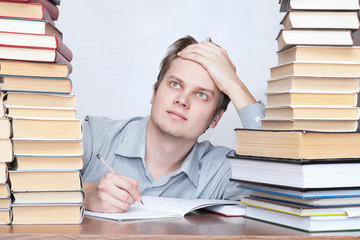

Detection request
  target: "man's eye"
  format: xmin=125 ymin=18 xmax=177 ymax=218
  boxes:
xmin=170 ymin=82 xmax=180 ymax=88
xmin=197 ymin=92 xmax=207 ymax=100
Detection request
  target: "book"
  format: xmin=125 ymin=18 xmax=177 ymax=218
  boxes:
xmin=230 ymin=156 xmax=360 ymax=189
xmin=0 ymin=92 xmax=4 ymax=117
xmin=0 ymin=75 xmax=72 ymax=94
xmin=0 ymin=209 xmax=11 ymax=224
xmin=7 ymin=106 xmax=76 ymax=119
xmin=2 ymin=0 xmax=59 ymax=21
xmin=27 ymin=0 xmax=59 ymax=21
xmin=241 ymin=196 xmax=360 ymax=217
xmin=270 ymin=62 xmax=360 ymax=79
xmin=204 ymin=204 xmax=246 ymax=217
xmin=12 ymin=190 xmax=84 ymax=204
xmin=12 ymin=204 xmax=84 ymax=224
xmin=13 ymin=156 xmax=83 ymax=170
xmin=4 ymin=92 xmax=76 ymax=108
xmin=0 ymin=17 xmax=62 ymax=40
xmin=0 ymin=31 xmax=73 ymax=62
xmin=13 ymin=139 xmax=83 ymax=156
xmin=0 ymin=162 xmax=8 ymax=184
xmin=248 ymin=190 xmax=360 ymax=207
xmin=281 ymin=11 xmax=360 ymax=30
xmin=235 ymin=181 xmax=360 ymax=199
xmin=0 ymin=139 xmax=13 ymax=162
xmin=0 ymin=198 xmax=10 ymax=209
xmin=266 ymin=92 xmax=358 ymax=106
xmin=261 ymin=119 xmax=358 ymax=132
xmin=0 ymin=184 xmax=10 ymax=198
xmin=48 ymin=0 xmax=59 ymax=6
xmin=277 ymin=46 xmax=360 ymax=65
xmin=265 ymin=106 xmax=360 ymax=119
xmin=7 ymin=0 xmax=60 ymax=20
xmin=0 ymin=118 xmax=10 ymax=139
xmin=9 ymin=170 xmax=82 ymax=191
xmin=11 ymin=118 xmax=82 ymax=140
xmin=85 ymin=196 xmax=240 ymax=221
xmin=0 ymin=1 xmax=54 ymax=23
xmin=276 ymin=29 xmax=353 ymax=52
xmin=0 ymin=60 xmax=69 ymax=77
xmin=0 ymin=46 xmax=71 ymax=65
xmin=266 ymin=76 xmax=360 ymax=93
xmin=279 ymin=0 xmax=360 ymax=12
xmin=234 ymin=129 xmax=360 ymax=160
xmin=245 ymin=205 xmax=360 ymax=232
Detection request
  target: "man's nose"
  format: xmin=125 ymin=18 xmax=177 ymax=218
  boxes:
xmin=174 ymin=93 xmax=190 ymax=109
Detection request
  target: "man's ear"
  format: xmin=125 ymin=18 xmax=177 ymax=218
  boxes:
xmin=150 ymin=82 xmax=157 ymax=104
xmin=209 ymin=109 xmax=225 ymax=128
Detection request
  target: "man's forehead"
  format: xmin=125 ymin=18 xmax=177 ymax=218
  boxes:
xmin=165 ymin=58 xmax=219 ymax=91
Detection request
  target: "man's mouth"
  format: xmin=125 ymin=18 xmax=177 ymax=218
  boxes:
xmin=167 ymin=111 xmax=187 ymax=121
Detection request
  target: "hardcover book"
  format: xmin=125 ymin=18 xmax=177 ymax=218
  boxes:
xmin=234 ymin=129 xmax=360 ymax=160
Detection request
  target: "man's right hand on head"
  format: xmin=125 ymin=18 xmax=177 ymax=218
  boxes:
xmin=83 ymin=174 xmax=142 ymax=213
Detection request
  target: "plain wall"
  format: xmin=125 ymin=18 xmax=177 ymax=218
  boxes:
xmin=56 ymin=0 xmax=284 ymax=149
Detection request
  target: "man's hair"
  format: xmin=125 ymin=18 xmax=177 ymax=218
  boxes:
xmin=155 ymin=35 xmax=230 ymax=113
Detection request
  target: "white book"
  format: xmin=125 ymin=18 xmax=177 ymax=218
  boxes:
xmin=85 ymin=196 xmax=241 ymax=221
xmin=246 ymin=206 xmax=360 ymax=232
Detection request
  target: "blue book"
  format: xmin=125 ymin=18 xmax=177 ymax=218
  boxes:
xmin=234 ymin=180 xmax=360 ymax=199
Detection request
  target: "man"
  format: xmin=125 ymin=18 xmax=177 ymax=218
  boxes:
xmin=81 ymin=36 xmax=265 ymax=213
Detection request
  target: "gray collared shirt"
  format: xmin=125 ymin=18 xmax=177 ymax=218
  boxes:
xmin=81 ymin=101 xmax=264 ymax=200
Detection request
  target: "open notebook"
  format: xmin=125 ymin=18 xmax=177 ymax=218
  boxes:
xmin=85 ymin=196 xmax=244 ymax=221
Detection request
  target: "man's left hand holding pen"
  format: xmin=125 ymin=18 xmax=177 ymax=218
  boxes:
xmin=83 ymin=157 xmax=143 ymax=213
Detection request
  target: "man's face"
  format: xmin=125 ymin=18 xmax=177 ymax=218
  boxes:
xmin=150 ymin=58 xmax=224 ymax=141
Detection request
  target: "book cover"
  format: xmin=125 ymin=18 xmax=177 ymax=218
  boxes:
xmin=85 ymin=196 xmax=240 ymax=221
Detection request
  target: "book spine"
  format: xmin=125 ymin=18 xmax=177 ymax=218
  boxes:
xmin=42 ymin=6 xmax=55 ymax=26
xmin=55 ymin=52 xmax=72 ymax=74
xmin=33 ymin=0 xmax=59 ymax=20
xmin=56 ymin=37 xmax=73 ymax=62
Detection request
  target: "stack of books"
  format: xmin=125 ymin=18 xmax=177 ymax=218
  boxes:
xmin=263 ymin=0 xmax=360 ymax=132
xmin=0 ymin=0 xmax=84 ymax=224
xmin=0 ymin=92 xmax=12 ymax=224
xmin=230 ymin=0 xmax=360 ymax=233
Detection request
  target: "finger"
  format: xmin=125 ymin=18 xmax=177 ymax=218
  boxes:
xmin=178 ymin=52 xmax=211 ymax=70
xmin=202 ymin=41 xmax=223 ymax=52
xmin=202 ymin=41 xmax=236 ymax=72
xmin=106 ymin=182 xmax=137 ymax=205
xmin=98 ymin=174 xmax=136 ymax=205
xmin=180 ymin=42 xmax=231 ymax=67
xmin=180 ymin=42 xmax=216 ymax=57
xmin=97 ymin=191 xmax=131 ymax=213
xmin=121 ymin=175 xmax=139 ymax=188
xmin=110 ymin=174 xmax=142 ymax=203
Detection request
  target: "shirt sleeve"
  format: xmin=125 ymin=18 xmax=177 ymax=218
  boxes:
xmin=80 ymin=116 xmax=94 ymax=176
xmin=237 ymin=100 xmax=265 ymax=129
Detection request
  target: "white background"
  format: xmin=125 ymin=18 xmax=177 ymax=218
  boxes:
xmin=56 ymin=0 xmax=284 ymax=149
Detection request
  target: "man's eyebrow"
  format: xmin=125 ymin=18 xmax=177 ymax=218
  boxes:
xmin=168 ymin=75 xmax=184 ymax=84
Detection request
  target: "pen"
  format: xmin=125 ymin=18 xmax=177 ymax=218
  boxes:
xmin=96 ymin=154 xmax=144 ymax=206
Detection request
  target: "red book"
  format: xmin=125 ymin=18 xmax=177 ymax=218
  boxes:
xmin=0 ymin=31 xmax=73 ymax=62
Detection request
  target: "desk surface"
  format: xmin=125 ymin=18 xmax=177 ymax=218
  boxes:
xmin=0 ymin=211 xmax=360 ymax=239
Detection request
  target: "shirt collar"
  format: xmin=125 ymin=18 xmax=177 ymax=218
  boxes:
xmin=114 ymin=116 xmax=200 ymax=187
xmin=114 ymin=116 xmax=148 ymax=159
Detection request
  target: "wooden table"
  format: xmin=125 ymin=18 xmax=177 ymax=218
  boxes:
xmin=0 ymin=211 xmax=359 ymax=239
